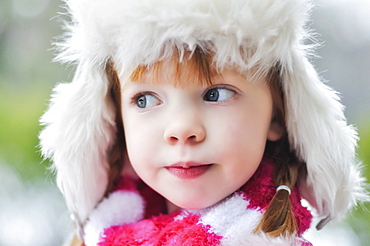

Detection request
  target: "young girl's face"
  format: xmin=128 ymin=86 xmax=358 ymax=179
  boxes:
xmin=120 ymin=61 xmax=282 ymax=210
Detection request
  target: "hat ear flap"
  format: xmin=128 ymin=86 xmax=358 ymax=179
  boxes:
xmin=39 ymin=62 xmax=117 ymax=223
xmin=282 ymin=54 xmax=365 ymax=220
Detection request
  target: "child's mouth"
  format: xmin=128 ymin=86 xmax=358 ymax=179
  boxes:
xmin=165 ymin=162 xmax=213 ymax=179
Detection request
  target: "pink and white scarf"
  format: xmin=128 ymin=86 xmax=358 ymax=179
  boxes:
xmin=84 ymin=158 xmax=312 ymax=246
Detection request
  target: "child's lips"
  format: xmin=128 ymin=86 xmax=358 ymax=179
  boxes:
xmin=165 ymin=162 xmax=213 ymax=179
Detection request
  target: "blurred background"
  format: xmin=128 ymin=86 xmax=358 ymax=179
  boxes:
xmin=0 ymin=0 xmax=369 ymax=245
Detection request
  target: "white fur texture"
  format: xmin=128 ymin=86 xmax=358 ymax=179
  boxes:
xmin=39 ymin=65 xmax=116 ymax=222
xmin=40 ymin=0 xmax=368 ymax=229
xmin=83 ymin=190 xmax=145 ymax=246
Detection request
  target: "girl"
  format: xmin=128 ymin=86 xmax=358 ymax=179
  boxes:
xmin=40 ymin=0 xmax=368 ymax=245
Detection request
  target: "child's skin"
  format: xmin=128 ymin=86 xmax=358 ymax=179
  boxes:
xmin=119 ymin=60 xmax=283 ymax=212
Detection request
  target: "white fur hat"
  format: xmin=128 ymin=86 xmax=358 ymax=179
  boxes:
xmin=40 ymin=0 xmax=368 ymax=230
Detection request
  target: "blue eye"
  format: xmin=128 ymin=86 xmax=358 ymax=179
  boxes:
xmin=203 ymin=88 xmax=235 ymax=102
xmin=135 ymin=94 xmax=161 ymax=108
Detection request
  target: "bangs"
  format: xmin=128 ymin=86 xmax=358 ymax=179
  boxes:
xmin=130 ymin=46 xmax=216 ymax=88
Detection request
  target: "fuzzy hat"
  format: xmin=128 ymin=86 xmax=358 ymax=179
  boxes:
xmin=40 ymin=0 xmax=368 ymax=233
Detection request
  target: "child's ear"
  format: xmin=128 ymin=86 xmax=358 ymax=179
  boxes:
xmin=267 ymin=121 xmax=283 ymax=142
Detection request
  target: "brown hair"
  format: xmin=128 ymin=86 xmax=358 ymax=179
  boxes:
xmin=254 ymin=66 xmax=307 ymax=236
xmin=105 ymin=46 xmax=307 ymax=237
xmin=130 ymin=46 xmax=215 ymax=87
xmin=105 ymin=62 xmax=125 ymax=196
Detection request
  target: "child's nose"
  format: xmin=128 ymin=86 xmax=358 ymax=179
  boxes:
xmin=163 ymin=113 xmax=206 ymax=145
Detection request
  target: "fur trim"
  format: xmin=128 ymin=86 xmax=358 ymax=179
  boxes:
xmin=56 ymin=0 xmax=313 ymax=77
xmin=282 ymin=57 xmax=366 ymax=219
xmin=39 ymin=63 xmax=116 ymax=221
xmin=40 ymin=0 xmax=368 ymax=228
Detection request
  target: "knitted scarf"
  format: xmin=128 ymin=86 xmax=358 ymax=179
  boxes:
xmin=83 ymin=158 xmax=312 ymax=246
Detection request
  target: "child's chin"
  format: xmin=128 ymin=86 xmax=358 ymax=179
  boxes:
xmin=170 ymin=198 xmax=220 ymax=211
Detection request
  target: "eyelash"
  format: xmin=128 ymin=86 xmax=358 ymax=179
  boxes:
xmin=203 ymin=85 xmax=238 ymax=103
xmin=130 ymin=92 xmax=146 ymax=105
xmin=130 ymin=85 xmax=238 ymax=108
xmin=130 ymin=91 xmax=157 ymax=105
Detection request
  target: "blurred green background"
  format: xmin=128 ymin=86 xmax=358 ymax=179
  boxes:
xmin=0 ymin=0 xmax=369 ymax=245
